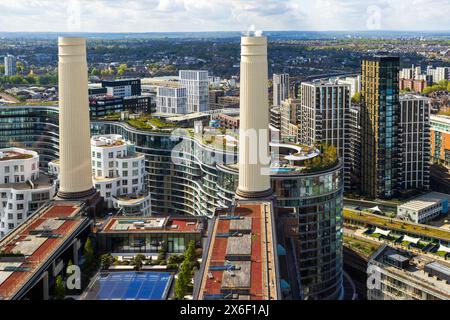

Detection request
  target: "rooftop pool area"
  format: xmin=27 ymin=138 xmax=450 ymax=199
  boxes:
xmin=82 ymin=271 xmax=173 ymax=300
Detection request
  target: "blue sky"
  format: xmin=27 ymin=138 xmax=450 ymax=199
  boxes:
xmin=1 ymin=0 xmax=449 ymax=32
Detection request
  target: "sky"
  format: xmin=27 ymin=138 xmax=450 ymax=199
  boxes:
xmin=0 ymin=0 xmax=450 ymax=33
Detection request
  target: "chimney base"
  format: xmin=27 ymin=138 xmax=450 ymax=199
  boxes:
xmin=56 ymin=188 xmax=97 ymax=200
xmin=235 ymin=188 xmax=274 ymax=201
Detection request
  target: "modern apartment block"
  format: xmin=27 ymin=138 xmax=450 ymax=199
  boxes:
xmin=360 ymin=56 xmax=400 ymax=199
xmin=368 ymin=245 xmax=450 ymax=300
xmin=273 ymin=73 xmax=290 ymax=107
xmin=101 ymin=79 xmax=142 ymax=97
xmin=156 ymin=84 xmax=188 ymax=114
xmin=49 ymin=134 xmax=150 ymax=215
xmin=0 ymin=148 xmax=56 ymax=238
xmin=4 ymin=54 xmax=17 ymax=76
xmin=430 ymin=115 xmax=450 ymax=168
xmin=399 ymin=94 xmax=430 ymax=191
xmin=427 ymin=66 xmax=449 ymax=84
xmin=299 ymin=80 xmax=350 ymax=185
xmin=179 ymin=70 xmax=209 ymax=113
xmin=280 ymin=99 xmax=300 ymax=143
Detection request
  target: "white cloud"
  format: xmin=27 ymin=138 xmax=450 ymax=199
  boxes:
xmin=0 ymin=0 xmax=449 ymax=32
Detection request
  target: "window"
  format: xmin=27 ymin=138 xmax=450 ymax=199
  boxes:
xmin=4 ymin=166 xmax=10 ymax=173
xmin=16 ymin=194 xmax=24 ymax=200
xmin=122 ymin=171 xmax=128 ymax=177
xmin=122 ymin=162 xmax=128 ymax=168
xmin=133 ymin=161 xmax=139 ymax=168
xmin=17 ymin=204 xmax=24 ymax=210
xmin=96 ymin=152 xmax=101 ymax=159
xmin=108 ymin=152 xmax=114 ymax=158
xmin=106 ymin=183 xmax=112 ymax=189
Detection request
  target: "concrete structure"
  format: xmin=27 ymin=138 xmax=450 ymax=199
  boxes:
xmin=0 ymin=148 xmax=56 ymax=238
xmin=397 ymin=192 xmax=450 ymax=223
xmin=4 ymin=55 xmax=17 ymax=76
xmin=179 ymin=70 xmax=209 ymax=113
xmin=368 ymin=245 xmax=450 ymax=300
xmin=235 ymin=35 xmax=272 ymax=200
xmin=427 ymin=67 xmax=449 ymax=84
xmin=347 ymin=105 xmax=361 ymax=192
xmin=279 ymin=99 xmax=299 ymax=143
xmin=156 ymin=84 xmax=187 ymax=114
xmin=56 ymin=37 xmax=96 ymax=200
xmin=400 ymin=79 xmax=427 ymax=93
xmin=399 ymin=94 xmax=431 ymax=192
xmin=89 ymin=96 xmax=123 ymax=118
xmin=273 ymin=73 xmax=289 ymax=107
xmin=430 ymin=115 xmax=450 ymax=168
xmin=361 ymin=56 xmax=400 ymax=199
xmin=337 ymin=75 xmax=361 ymax=98
xmin=102 ymin=79 xmax=141 ymax=98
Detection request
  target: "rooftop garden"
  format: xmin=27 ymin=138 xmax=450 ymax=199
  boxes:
xmin=126 ymin=115 xmax=175 ymax=130
xmin=343 ymin=235 xmax=380 ymax=258
xmin=303 ymin=144 xmax=339 ymax=173
xmin=344 ymin=209 xmax=450 ymax=242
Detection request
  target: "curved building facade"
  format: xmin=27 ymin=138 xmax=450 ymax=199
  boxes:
xmin=0 ymin=106 xmax=343 ymax=300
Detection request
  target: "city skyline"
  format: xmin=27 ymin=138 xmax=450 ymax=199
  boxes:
xmin=1 ymin=0 xmax=450 ymax=33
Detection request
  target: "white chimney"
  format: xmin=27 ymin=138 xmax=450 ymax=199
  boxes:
xmin=56 ymin=37 xmax=95 ymax=199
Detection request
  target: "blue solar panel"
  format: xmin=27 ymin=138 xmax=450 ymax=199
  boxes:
xmin=88 ymin=272 xmax=173 ymax=300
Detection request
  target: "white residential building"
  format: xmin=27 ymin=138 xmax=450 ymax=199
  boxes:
xmin=397 ymin=192 xmax=450 ymax=224
xmin=273 ymin=73 xmax=289 ymax=107
xmin=0 ymin=148 xmax=56 ymax=238
xmin=49 ymin=135 xmax=151 ymax=216
xmin=156 ymin=84 xmax=187 ymax=114
xmin=427 ymin=67 xmax=449 ymax=83
xmin=179 ymin=70 xmax=209 ymax=113
xmin=4 ymin=55 xmax=17 ymax=76
xmin=338 ymin=75 xmax=361 ymax=98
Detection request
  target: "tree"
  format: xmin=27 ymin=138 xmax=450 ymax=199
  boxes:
xmin=132 ymin=254 xmax=146 ymax=270
xmin=55 ymin=275 xmax=65 ymax=300
xmin=184 ymin=240 xmax=196 ymax=268
xmin=83 ymin=238 xmax=94 ymax=269
xmin=174 ymin=261 xmax=190 ymax=300
xmin=351 ymin=92 xmax=361 ymax=104
xmin=100 ymin=253 xmax=115 ymax=270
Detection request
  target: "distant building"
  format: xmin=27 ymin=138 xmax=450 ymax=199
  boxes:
xmin=101 ymin=79 xmax=141 ymax=97
xmin=397 ymin=192 xmax=450 ymax=223
xmin=4 ymin=55 xmax=17 ymax=76
xmin=0 ymin=148 xmax=56 ymax=238
xmin=89 ymin=96 xmax=124 ymax=118
xmin=273 ymin=73 xmax=289 ymax=106
xmin=269 ymin=106 xmax=281 ymax=130
xmin=156 ymin=84 xmax=187 ymax=114
xmin=280 ymin=99 xmax=300 ymax=143
xmin=337 ymin=75 xmax=361 ymax=98
xmin=179 ymin=70 xmax=209 ymax=113
xmin=88 ymin=87 xmax=108 ymax=97
xmin=430 ymin=115 xmax=450 ymax=168
xmin=368 ymin=245 xmax=450 ymax=300
xmin=400 ymin=79 xmax=427 ymax=93
xmin=209 ymin=89 xmax=224 ymax=105
xmin=361 ymin=56 xmax=400 ymax=199
xmin=399 ymin=94 xmax=431 ymax=192
xmin=216 ymin=113 xmax=240 ymax=130
xmin=123 ymin=95 xmax=152 ymax=114
xmin=427 ymin=67 xmax=449 ymax=84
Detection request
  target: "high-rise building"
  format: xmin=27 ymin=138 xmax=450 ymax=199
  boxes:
xmin=299 ymin=80 xmax=351 ymax=186
xmin=273 ymin=73 xmax=289 ymax=107
xmin=156 ymin=84 xmax=187 ymax=114
xmin=179 ymin=70 xmax=209 ymax=113
xmin=4 ymin=55 xmax=17 ymax=76
xmin=101 ymin=79 xmax=142 ymax=97
xmin=427 ymin=67 xmax=449 ymax=83
xmin=399 ymin=94 xmax=430 ymax=191
xmin=361 ymin=56 xmax=400 ymax=199
xmin=0 ymin=148 xmax=56 ymax=238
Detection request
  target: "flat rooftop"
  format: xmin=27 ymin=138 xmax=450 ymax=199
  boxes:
xmin=100 ymin=216 xmax=203 ymax=234
xmin=399 ymin=192 xmax=450 ymax=212
xmin=0 ymin=172 xmax=54 ymax=190
xmin=197 ymin=201 xmax=278 ymax=300
xmin=372 ymin=246 xmax=450 ymax=299
xmin=0 ymin=150 xmax=34 ymax=161
xmin=0 ymin=201 xmax=89 ymax=300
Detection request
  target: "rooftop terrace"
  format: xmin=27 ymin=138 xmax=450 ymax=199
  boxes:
xmin=197 ymin=201 xmax=279 ymax=300
xmin=100 ymin=216 xmax=203 ymax=234
xmin=0 ymin=201 xmax=89 ymax=300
